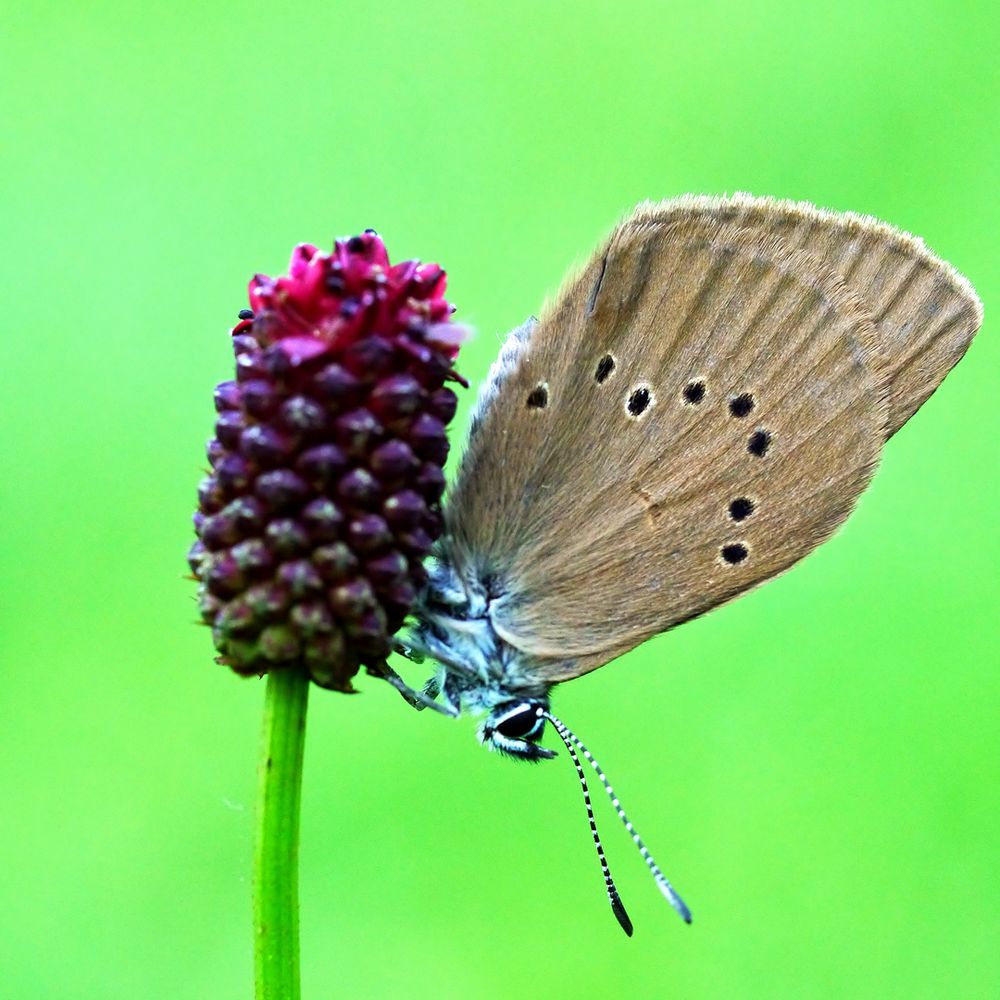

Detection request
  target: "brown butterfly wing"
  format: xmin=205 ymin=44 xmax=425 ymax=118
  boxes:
xmin=632 ymin=195 xmax=983 ymax=435
xmin=443 ymin=204 xmax=978 ymax=682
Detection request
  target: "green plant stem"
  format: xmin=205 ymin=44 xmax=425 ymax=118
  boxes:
xmin=254 ymin=669 xmax=310 ymax=1000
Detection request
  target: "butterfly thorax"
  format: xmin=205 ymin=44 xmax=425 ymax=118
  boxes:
xmin=406 ymin=550 xmax=555 ymax=716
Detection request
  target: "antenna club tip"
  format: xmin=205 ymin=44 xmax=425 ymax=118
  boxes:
xmin=611 ymin=895 xmax=634 ymax=937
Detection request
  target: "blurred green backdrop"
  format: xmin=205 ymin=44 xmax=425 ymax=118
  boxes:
xmin=1 ymin=2 xmax=997 ymax=998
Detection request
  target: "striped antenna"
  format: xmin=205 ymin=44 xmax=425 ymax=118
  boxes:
xmin=545 ymin=712 xmax=634 ymax=936
xmin=543 ymin=710 xmax=693 ymax=927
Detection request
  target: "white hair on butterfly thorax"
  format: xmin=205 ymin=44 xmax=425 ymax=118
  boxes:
xmin=385 ymin=193 xmax=983 ymax=934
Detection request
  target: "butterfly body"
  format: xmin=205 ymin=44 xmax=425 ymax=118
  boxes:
xmin=406 ymin=546 xmax=559 ymax=757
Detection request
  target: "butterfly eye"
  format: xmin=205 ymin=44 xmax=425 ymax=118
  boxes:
xmin=495 ymin=704 xmax=544 ymax=740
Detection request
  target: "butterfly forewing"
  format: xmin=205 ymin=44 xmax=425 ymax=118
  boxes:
xmin=446 ymin=212 xmax=891 ymax=675
xmin=628 ymin=195 xmax=983 ymax=435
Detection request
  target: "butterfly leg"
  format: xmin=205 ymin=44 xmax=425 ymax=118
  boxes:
xmin=366 ymin=661 xmax=458 ymax=718
xmin=391 ymin=637 xmax=426 ymax=664
xmin=411 ymin=671 xmax=463 ymax=717
xmin=439 ymin=671 xmax=463 ymax=717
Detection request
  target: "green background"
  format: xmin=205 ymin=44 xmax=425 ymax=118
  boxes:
xmin=1 ymin=2 xmax=997 ymax=997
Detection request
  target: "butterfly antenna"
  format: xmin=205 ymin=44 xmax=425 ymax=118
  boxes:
xmin=544 ymin=711 xmax=692 ymax=926
xmin=545 ymin=713 xmax=634 ymax=936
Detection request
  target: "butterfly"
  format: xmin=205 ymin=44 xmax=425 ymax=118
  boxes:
xmin=377 ymin=194 xmax=983 ymax=935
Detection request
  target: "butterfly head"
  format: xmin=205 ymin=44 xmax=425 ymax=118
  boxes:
xmin=480 ymin=699 xmax=556 ymax=761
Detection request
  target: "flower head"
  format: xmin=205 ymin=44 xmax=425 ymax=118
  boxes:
xmin=190 ymin=231 xmax=467 ymax=690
